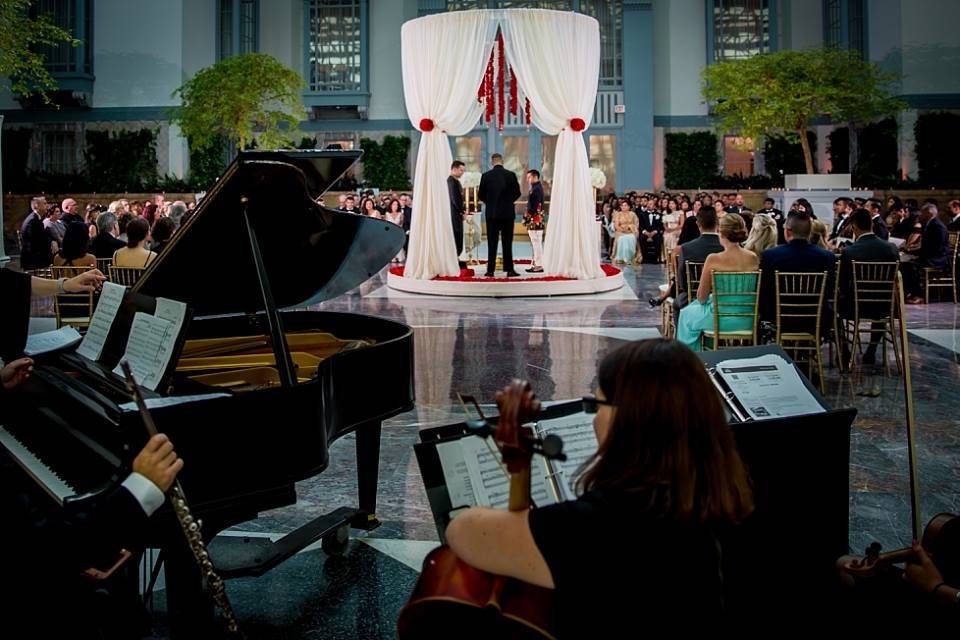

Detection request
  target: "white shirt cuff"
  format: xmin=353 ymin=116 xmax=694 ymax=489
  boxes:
xmin=121 ymin=472 xmax=166 ymax=516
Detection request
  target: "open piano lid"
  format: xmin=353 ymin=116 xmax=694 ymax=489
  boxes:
xmin=133 ymin=149 xmax=405 ymax=317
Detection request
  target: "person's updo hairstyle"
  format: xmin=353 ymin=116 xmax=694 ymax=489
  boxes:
xmin=719 ymin=212 xmax=747 ymax=244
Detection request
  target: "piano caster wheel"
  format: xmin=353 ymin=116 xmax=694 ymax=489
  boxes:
xmin=321 ymin=524 xmax=350 ymax=557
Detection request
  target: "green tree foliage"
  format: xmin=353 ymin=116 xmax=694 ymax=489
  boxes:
xmin=84 ymin=129 xmax=159 ymax=192
xmin=915 ymin=112 xmax=960 ymax=187
xmin=664 ymin=131 xmax=719 ymax=188
xmin=360 ymin=136 xmax=411 ymax=190
xmin=0 ymin=0 xmax=77 ymax=100
xmin=702 ymin=48 xmax=904 ymax=174
xmin=170 ymin=53 xmax=306 ymax=153
xmin=187 ymin=137 xmax=228 ymax=192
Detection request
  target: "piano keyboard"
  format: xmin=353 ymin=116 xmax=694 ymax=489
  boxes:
xmin=0 ymin=426 xmax=77 ymax=504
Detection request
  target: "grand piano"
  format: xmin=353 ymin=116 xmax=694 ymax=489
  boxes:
xmin=0 ymin=149 xmax=415 ymax=633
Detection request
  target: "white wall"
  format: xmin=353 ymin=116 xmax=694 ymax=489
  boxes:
xmin=367 ymin=0 xmax=416 ymax=121
xmin=92 ymin=0 xmax=184 ymax=108
xmin=898 ymin=0 xmax=960 ymax=95
xmin=260 ymin=0 xmax=300 ymax=72
xmin=182 ymin=0 xmax=216 ymax=82
xmin=652 ymin=0 xmax=708 ymax=117
xmin=782 ymin=0 xmax=823 ymax=51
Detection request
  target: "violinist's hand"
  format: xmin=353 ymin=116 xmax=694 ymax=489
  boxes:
xmin=64 ymin=269 xmax=106 ymax=293
xmin=1 ymin=358 xmax=34 ymax=390
xmin=903 ymin=541 xmax=943 ymax=593
xmin=494 ymin=379 xmax=541 ymax=425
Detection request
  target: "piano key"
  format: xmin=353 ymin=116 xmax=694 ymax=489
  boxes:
xmin=0 ymin=426 xmax=76 ymax=504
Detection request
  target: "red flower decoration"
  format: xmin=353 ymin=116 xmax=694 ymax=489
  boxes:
xmin=419 ymin=118 xmax=435 ymax=132
xmin=569 ymin=117 xmax=586 ymax=132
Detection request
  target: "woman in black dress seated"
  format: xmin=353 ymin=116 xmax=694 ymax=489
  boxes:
xmin=445 ymin=339 xmax=754 ymax=635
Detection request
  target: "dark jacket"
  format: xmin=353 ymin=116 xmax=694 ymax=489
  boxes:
xmin=758 ymin=239 xmax=837 ymax=324
xmin=19 ymin=211 xmax=52 ymax=270
xmin=909 ymin=216 xmax=951 ymax=269
xmin=891 ymin=213 xmax=917 ymax=240
xmin=675 ymin=232 xmax=723 ymax=306
xmin=478 ymin=165 xmax=521 ymax=221
xmin=527 ymin=181 xmax=544 ymax=214
xmin=871 ymin=214 xmax=890 ymax=241
xmin=638 ymin=210 xmax=664 ymax=234
xmin=948 ymin=214 xmax=960 ymax=232
xmin=838 ymin=233 xmax=899 ymax=317
xmin=402 ymin=205 xmax=413 ymax=232
xmin=90 ymin=233 xmax=126 ymax=260
xmin=447 ymin=175 xmax=465 ymax=218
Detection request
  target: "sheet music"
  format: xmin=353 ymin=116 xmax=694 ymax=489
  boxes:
xmin=154 ymin=297 xmax=187 ymax=335
xmin=75 ymin=281 xmax=125 ymax=361
xmin=118 ymin=393 xmax=230 ymax=412
xmin=536 ymin=413 xmax=599 ymax=502
xmin=24 ymin=326 xmax=82 ymax=356
xmin=112 ymin=312 xmax=177 ymax=391
xmin=436 ymin=440 xmax=477 ymax=510
xmin=714 ymin=354 xmax=826 ymax=420
xmin=459 ymin=437 xmax=553 ymax=509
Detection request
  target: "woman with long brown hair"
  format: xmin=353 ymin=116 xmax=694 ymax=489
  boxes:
xmin=445 ymin=339 xmax=754 ymax=636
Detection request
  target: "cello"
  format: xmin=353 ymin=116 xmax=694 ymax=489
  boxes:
xmin=838 ymin=275 xmax=958 ymax=581
xmin=397 ymin=381 xmax=564 ymax=639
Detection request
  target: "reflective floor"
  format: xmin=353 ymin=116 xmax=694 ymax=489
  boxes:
xmin=135 ymin=258 xmax=959 ymax=637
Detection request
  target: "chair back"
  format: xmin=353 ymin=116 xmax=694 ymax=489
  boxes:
xmin=711 ymin=271 xmax=761 ymax=339
xmin=775 ymin=271 xmax=828 ymax=338
xmin=96 ymin=257 xmax=113 ymax=275
xmin=51 ymin=265 xmax=95 ymax=329
xmin=852 ymin=261 xmax=899 ymax=321
xmin=109 ymin=265 xmax=145 ymax=287
xmin=684 ymin=261 xmax=705 ymax=299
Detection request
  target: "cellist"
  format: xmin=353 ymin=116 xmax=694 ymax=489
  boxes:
xmin=445 ymin=339 xmax=755 ymax=636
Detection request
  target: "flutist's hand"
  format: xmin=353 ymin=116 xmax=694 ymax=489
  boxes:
xmin=1 ymin=357 xmax=33 ymax=390
xmin=133 ymin=434 xmax=184 ymax=492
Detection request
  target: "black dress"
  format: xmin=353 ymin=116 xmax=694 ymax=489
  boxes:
xmin=0 ymin=268 xmax=32 ymax=361
xmin=528 ymin=488 xmax=726 ymax=637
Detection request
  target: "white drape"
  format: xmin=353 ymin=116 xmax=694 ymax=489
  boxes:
xmin=400 ymin=9 xmax=602 ymax=280
xmin=400 ymin=11 xmax=496 ymax=279
xmin=501 ymin=11 xmax=603 ymax=279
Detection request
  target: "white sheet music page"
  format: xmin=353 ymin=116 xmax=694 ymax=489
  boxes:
xmin=536 ymin=413 xmax=599 ymax=502
xmin=714 ymin=353 xmax=826 ymax=420
xmin=112 ymin=312 xmax=177 ymax=391
xmin=436 ymin=440 xmax=478 ymax=510
xmin=24 ymin=326 xmax=82 ymax=356
xmin=459 ymin=436 xmax=553 ymax=509
xmin=154 ymin=297 xmax=187 ymax=335
xmin=75 ymin=281 xmax=126 ymax=361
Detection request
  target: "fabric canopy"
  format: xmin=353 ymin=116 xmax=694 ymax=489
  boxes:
xmin=400 ymin=9 xmax=602 ymax=280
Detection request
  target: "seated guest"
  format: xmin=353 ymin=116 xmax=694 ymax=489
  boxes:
xmin=674 ymin=208 xmax=723 ymax=312
xmin=150 ymin=217 xmax=176 ymax=255
xmin=677 ymin=214 xmax=759 ymax=351
xmin=20 ymin=196 xmax=54 ymax=270
xmin=744 ymin=212 xmax=777 ymax=258
xmin=113 ymin=217 xmax=157 ymax=269
xmin=758 ymin=213 xmax=836 ymax=325
xmin=444 ymin=340 xmax=754 ymax=636
xmin=810 ymin=219 xmax=831 ymax=250
xmin=756 ymin=197 xmax=786 ymax=244
xmin=612 ymin=200 xmax=639 ymax=265
xmin=361 ymin=196 xmax=382 ymax=219
xmin=947 ymin=199 xmax=960 ymax=232
xmin=167 ymin=201 xmax=188 ymax=228
xmin=865 ymin=199 xmax=890 ymax=240
xmin=638 ymin=206 xmax=664 ymax=263
xmin=900 ymin=204 xmax=950 ymax=305
xmin=838 ymin=209 xmax=899 ymax=364
xmin=790 ymin=198 xmax=817 ymax=219
xmin=52 ymin=222 xmax=96 ymax=267
xmin=678 ymin=201 xmax=701 ymax=245
xmin=90 ymin=212 xmax=126 ymax=259
xmin=60 ymin=198 xmax=83 ymax=226
xmin=43 ymin=203 xmax=66 ymax=251
xmin=829 ymin=197 xmax=855 ymax=247
xmin=141 ymin=203 xmax=158 ymax=227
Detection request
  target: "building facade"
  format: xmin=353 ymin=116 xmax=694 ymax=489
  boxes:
xmin=2 ymin=0 xmax=959 ymax=194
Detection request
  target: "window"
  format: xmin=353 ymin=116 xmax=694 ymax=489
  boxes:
xmin=579 ymin=1 xmax=622 ymax=87
xmin=307 ymin=0 xmax=363 ymax=93
xmin=540 ymin=135 xmax=557 ymax=195
xmin=824 ymin=0 xmax=865 ymax=57
xmin=723 ymin=136 xmax=755 ymax=176
xmin=41 ymin=131 xmax=77 ymax=174
xmin=588 ymin=135 xmax=616 ymax=194
xmin=712 ymin=0 xmax=771 ymax=62
xmin=35 ymin=0 xmax=92 ymax=75
xmin=454 ymin=136 xmax=483 ymax=173
xmin=503 ymin=136 xmax=530 ymax=199
xmin=219 ymin=0 xmax=259 ymax=60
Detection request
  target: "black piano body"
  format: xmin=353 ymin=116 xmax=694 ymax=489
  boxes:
xmin=1 ymin=149 xmax=414 ymax=632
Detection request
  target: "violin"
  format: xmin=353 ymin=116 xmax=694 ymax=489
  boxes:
xmin=397 ymin=381 xmax=562 ymax=639
xmin=840 ymin=513 xmax=959 ymax=578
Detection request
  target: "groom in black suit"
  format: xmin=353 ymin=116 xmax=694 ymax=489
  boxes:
xmin=478 ymin=153 xmax=522 ymax=277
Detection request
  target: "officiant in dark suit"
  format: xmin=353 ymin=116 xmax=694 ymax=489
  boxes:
xmin=478 ymin=154 xmax=521 ymax=277
xmin=448 ymin=161 xmax=467 ymax=269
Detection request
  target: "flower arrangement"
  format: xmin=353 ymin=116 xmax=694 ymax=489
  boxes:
xmin=460 ymin=171 xmax=481 ymax=189
xmin=590 ymin=167 xmax=607 ymax=190
xmin=523 ymin=204 xmax=547 ymax=231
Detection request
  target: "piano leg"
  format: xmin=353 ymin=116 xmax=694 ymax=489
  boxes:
xmin=164 ymin=539 xmax=217 ymax=638
xmin=353 ymin=419 xmax=382 ymax=531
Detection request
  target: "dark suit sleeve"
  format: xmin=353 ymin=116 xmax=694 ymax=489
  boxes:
xmin=448 ymin=176 xmax=464 ymax=216
xmin=507 ymin=172 xmax=521 ymax=204
xmin=527 ymin=184 xmax=544 ymax=213
xmin=478 ymin=172 xmax=488 ymax=203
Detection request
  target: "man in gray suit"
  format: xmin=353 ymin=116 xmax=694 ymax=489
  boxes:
xmin=674 ymin=207 xmax=723 ymax=314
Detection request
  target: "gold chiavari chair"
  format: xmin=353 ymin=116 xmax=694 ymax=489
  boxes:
xmin=775 ymin=271 xmax=828 ymax=392
xmin=827 ymin=266 xmax=845 ymax=373
xmin=702 ymin=270 xmax=761 ymax=350
xmin=847 ymin=261 xmax=902 ymax=375
xmin=922 ymin=231 xmax=958 ymax=304
xmin=684 ymin=260 xmax=705 ymax=303
xmin=50 ymin=265 xmax=95 ymax=329
xmin=96 ymin=257 xmax=113 ymax=276
xmin=660 ymin=253 xmax=677 ymax=339
xmin=109 ymin=265 xmax=145 ymax=287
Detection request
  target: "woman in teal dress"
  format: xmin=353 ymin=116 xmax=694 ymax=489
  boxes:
xmin=612 ymin=200 xmax=639 ymax=264
xmin=677 ymin=214 xmax=759 ymax=351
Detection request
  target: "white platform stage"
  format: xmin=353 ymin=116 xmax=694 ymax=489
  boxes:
xmin=386 ymin=260 xmax=624 ymax=298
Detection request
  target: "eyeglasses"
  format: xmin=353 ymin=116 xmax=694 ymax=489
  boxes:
xmin=581 ymin=394 xmax=614 ymax=414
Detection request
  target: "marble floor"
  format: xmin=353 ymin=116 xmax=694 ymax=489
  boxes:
xmin=26 ymin=254 xmax=957 ymax=637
